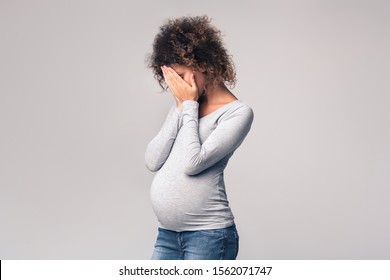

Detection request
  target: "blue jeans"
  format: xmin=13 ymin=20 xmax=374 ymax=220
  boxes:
xmin=151 ymin=224 xmax=239 ymax=260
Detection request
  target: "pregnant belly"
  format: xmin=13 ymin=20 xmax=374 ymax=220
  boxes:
xmin=150 ymin=169 xmax=224 ymax=230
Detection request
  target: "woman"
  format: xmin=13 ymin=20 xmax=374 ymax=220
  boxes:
xmin=145 ymin=15 xmax=254 ymax=260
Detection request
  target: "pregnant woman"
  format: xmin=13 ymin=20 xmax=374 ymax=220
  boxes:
xmin=145 ymin=15 xmax=254 ymax=260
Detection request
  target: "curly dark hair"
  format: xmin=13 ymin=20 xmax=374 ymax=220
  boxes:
xmin=146 ymin=15 xmax=236 ymax=90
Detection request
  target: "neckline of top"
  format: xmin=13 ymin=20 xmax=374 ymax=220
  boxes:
xmin=199 ymin=99 xmax=241 ymax=120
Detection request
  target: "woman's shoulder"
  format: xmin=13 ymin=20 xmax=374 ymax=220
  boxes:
xmin=231 ymin=99 xmax=254 ymax=117
xmin=218 ymin=99 xmax=254 ymax=124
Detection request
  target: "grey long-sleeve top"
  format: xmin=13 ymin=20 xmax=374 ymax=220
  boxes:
xmin=145 ymin=99 xmax=254 ymax=232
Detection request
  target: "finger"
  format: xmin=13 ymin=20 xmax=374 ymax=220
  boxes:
xmin=161 ymin=66 xmax=180 ymax=103
xmin=165 ymin=68 xmax=186 ymax=94
xmin=166 ymin=67 xmax=186 ymax=85
xmin=161 ymin=66 xmax=175 ymax=90
xmin=161 ymin=66 xmax=169 ymax=83
xmin=162 ymin=66 xmax=174 ymax=83
xmin=190 ymin=73 xmax=197 ymax=89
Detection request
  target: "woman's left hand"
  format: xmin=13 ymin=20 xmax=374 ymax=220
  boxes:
xmin=161 ymin=66 xmax=198 ymax=106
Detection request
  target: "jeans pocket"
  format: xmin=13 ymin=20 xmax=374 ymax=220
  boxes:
xmin=233 ymin=230 xmax=239 ymax=258
xmin=198 ymin=228 xmax=227 ymax=237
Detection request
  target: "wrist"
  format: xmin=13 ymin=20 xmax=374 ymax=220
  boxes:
xmin=181 ymin=100 xmax=199 ymax=121
xmin=182 ymin=100 xmax=199 ymax=113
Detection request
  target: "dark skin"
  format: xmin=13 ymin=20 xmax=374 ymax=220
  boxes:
xmin=161 ymin=65 xmax=237 ymax=117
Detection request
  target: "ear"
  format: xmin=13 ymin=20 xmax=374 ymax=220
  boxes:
xmin=194 ymin=65 xmax=206 ymax=73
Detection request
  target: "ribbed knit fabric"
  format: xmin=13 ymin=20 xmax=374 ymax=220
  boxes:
xmin=145 ymin=99 xmax=254 ymax=231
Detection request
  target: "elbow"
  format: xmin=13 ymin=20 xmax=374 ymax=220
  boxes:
xmin=144 ymin=154 xmax=162 ymax=172
xmin=182 ymin=153 xmax=206 ymax=175
xmin=182 ymin=162 xmax=201 ymax=176
xmin=145 ymin=161 xmax=161 ymax=172
xmin=183 ymin=167 xmax=198 ymax=176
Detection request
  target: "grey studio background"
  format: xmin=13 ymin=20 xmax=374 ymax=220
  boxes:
xmin=0 ymin=0 xmax=389 ymax=259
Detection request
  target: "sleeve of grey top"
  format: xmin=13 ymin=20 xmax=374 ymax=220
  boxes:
xmin=181 ymin=100 xmax=254 ymax=176
xmin=144 ymin=103 xmax=183 ymax=172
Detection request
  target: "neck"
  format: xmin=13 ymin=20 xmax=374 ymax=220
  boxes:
xmin=198 ymin=83 xmax=232 ymax=105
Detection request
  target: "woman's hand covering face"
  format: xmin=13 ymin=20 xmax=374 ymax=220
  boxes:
xmin=161 ymin=65 xmax=199 ymax=107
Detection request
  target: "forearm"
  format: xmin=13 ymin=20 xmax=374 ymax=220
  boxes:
xmin=145 ymin=105 xmax=182 ymax=172
xmin=180 ymin=100 xmax=204 ymax=174
xmin=180 ymin=100 xmax=254 ymax=176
